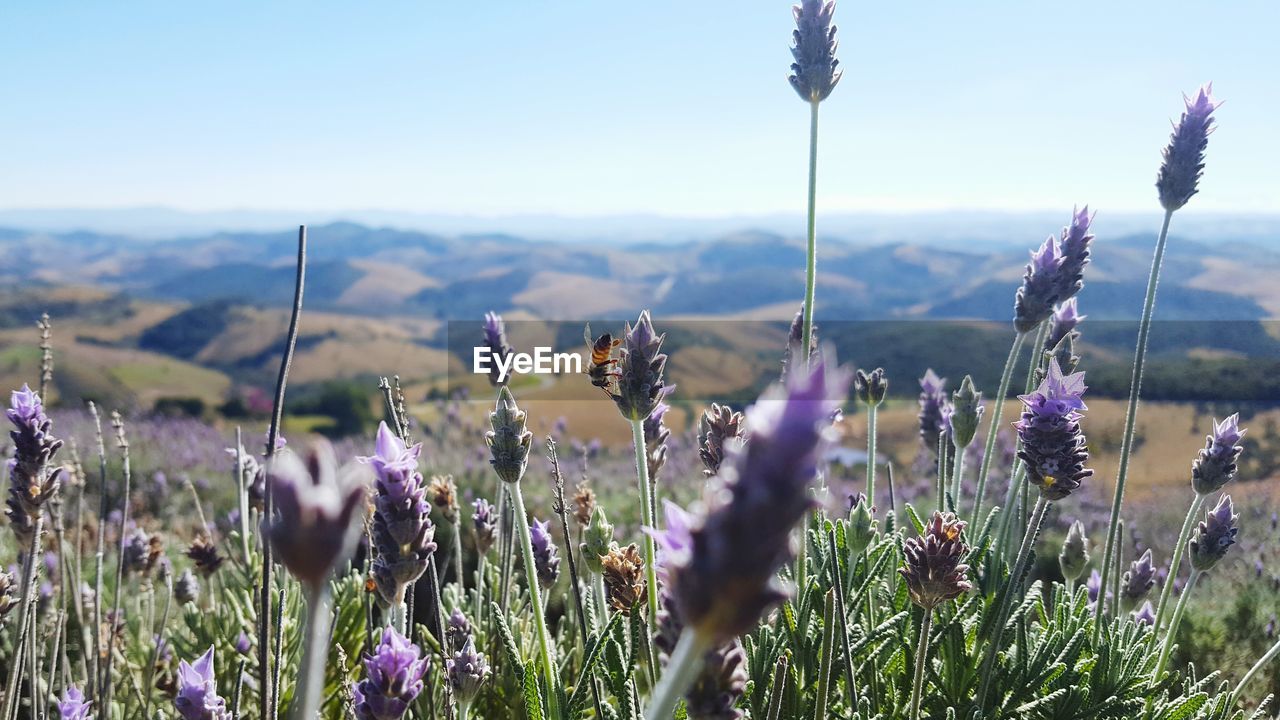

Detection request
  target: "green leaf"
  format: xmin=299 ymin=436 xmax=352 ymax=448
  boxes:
xmin=567 ymin=613 xmax=623 ymax=719
xmin=524 ymin=659 xmax=546 ymax=720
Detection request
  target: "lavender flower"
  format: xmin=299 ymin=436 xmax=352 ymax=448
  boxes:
xmin=788 ymin=0 xmax=841 ymax=103
xmin=1119 ymin=548 xmax=1157 ymax=612
xmin=174 ymin=568 xmax=200 ymax=604
xmin=426 ymin=474 xmax=459 ymax=524
xmin=1157 ymin=84 xmax=1221 ymax=212
xmin=482 ymin=311 xmax=514 ymax=386
xmin=918 ymin=369 xmax=949 ymax=454
xmin=266 ymin=441 xmax=368 ymax=591
xmin=645 ymin=400 xmax=672 ymax=482
xmin=1015 ymin=359 xmax=1091 ymax=501
xmin=530 ymin=517 xmax=561 ymax=588
xmin=900 ymin=512 xmax=972 ymax=609
xmin=601 ymin=543 xmax=646 ymax=615
xmin=353 ymin=627 xmax=430 ymax=720
xmin=185 ymin=537 xmax=224 ymax=578
xmin=472 ymin=498 xmax=498 ymax=555
xmin=659 ymin=352 xmax=848 ymax=644
xmin=683 ymin=639 xmax=748 ymax=720
xmin=949 ymin=375 xmax=984 ymax=450
xmin=446 ymin=608 xmax=472 ymax=652
xmin=0 ymin=571 xmax=16 ymax=621
xmin=1133 ymin=600 xmax=1156 ymax=627
xmin=1086 ymin=568 xmax=1104 ymax=607
xmin=58 ymin=686 xmax=92 ymax=720
xmin=1192 ymin=414 xmax=1245 ymax=495
xmin=854 ymin=367 xmax=888 ymax=406
xmin=1014 ymin=236 xmax=1064 ymax=333
xmin=611 ymin=310 xmax=670 ymax=422
xmin=234 ymin=631 xmax=251 ymax=656
xmin=698 ymin=403 xmax=746 ymax=477
xmin=1059 ymin=520 xmax=1090 ymax=583
xmin=360 ymin=422 xmax=436 ymax=606
xmin=174 ymin=646 xmax=230 ymax=720
xmin=845 ymin=493 xmax=877 ymax=557
xmin=1189 ymin=494 xmax=1238 ymax=572
xmin=1044 ymin=298 xmax=1085 ymax=359
xmin=780 ymin=307 xmax=816 ymax=382
xmin=447 ymin=637 xmax=490 ymax=705
xmin=1053 ymin=207 xmax=1095 ymax=303
xmin=486 ymin=387 xmax=533 ymax=484
xmin=580 ymin=506 xmax=614 ymax=574
xmin=6 ymin=384 xmax=63 ymax=543
xmin=572 ymin=482 xmax=595 ymax=527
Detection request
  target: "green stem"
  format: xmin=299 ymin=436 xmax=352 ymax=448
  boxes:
xmin=949 ymin=439 xmax=967 ymax=515
xmin=977 ymin=496 xmax=1050 ymax=709
xmin=865 ymin=404 xmax=878 ymax=505
xmin=825 ymin=530 xmax=858 ymax=707
xmin=2 ymin=515 xmax=45 ymax=720
xmin=511 ymin=481 xmax=561 ymax=720
xmin=1233 ymin=632 xmax=1280 ymax=706
xmin=643 ymin=628 xmax=708 ymax=720
xmin=1152 ymin=494 xmax=1204 ymax=632
xmin=909 ymin=610 xmax=933 ymax=720
xmin=596 ymin=574 xmax=609 ymax=631
xmin=1150 ymin=569 xmax=1200 ymax=702
xmin=972 ymin=332 xmax=1027 ymax=522
xmin=295 ymin=583 xmax=333 ymax=720
xmin=631 ymin=419 xmax=660 ymax=623
xmin=1096 ymin=208 xmax=1176 ymax=643
xmin=800 ymin=99 xmax=820 ymax=363
xmin=815 ymin=589 xmax=836 ymax=720
xmin=473 ymin=554 xmax=486 ymax=625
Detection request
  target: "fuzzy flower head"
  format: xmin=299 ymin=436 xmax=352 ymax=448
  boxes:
xmin=530 ymin=517 xmax=561 ymax=588
xmin=788 ymin=0 xmax=841 ymax=103
xmin=446 ymin=608 xmax=472 ymax=652
xmin=6 ymin=385 xmax=63 ymax=539
xmin=662 ymin=351 xmax=849 ymax=644
xmin=780 ymin=306 xmax=816 ymax=383
xmin=1157 ymin=84 xmax=1221 ymax=212
xmin=645 ymin=399 xmax=672 ymax=482
xmin=572 ymin=481 xmax=595 ymax=527
xmin=684 ymin=638 xmax=748 ymax=720
xmin=845 ymin=493 xmax=877 ymax=557
xmin=611 ymin=310 xmax=670 ymax=422
xmin=1014 ymin=236 xmax=1065 ymax=333
xmin=471 ymin=498 xmax=498 ymax=555
xmin=1015 ymin=359 xmax=1091 ymax=501
xmin=601 ymin=543 xmax=647 ymax=615
xmin=1192 ymin=414 xmax=1246 ymax=495
xmin=1044 ymin=298 xmax=1085 ymax=358
xmin=446 ymin=637 xmax=490 ymax=705
xmin=482 ymin=311 xmax=514 ymax=387
xmin=353 ymin=627 xmax=430 ymax=720
xmin=1059 ymin=519 xmax=1090 ymax=582
xmin=1119 ymin=548 xmax=1157 ymax=612
xmin=1134 ymin=600 xmax=1156 ymax=627
xmin=359 ymin=421 xmax=422 ymax=491
xmin=174 ymin=569 xmax=200 ymax=605
xmin=265 ymin=441 xmax=369 ymax=591
xmin=1054 ymin=207 xmax=1095 ymax=303
xmin=854 ymin=367 xmax=888 ymax=407
xmin=362 ymin=425 xmax=436 ymax=607
xmin=580 ymin=505 xmax=615 ymax=575
xmin=174 ymin=646 xmax=230 ymax=720
xmin=58 ymin=686 xmax=92 ymax=720
xmin=899 ymin=511 xmax=972 ymax=610
xmin=698 ymin=403 xmax=746 ymax=478
xmin=949 ymin=375 xmax=984 ymax=450
xmin=918 ymin=369 xmax=949 ymax=453
xmin=1189 ymin=494 xmax=1239 ymax=572
xmin=486 ymin=387 xmax=533 ymax=484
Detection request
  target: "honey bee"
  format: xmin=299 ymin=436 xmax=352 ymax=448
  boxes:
xmin=584 ymin=323 xmax=622 ymax=390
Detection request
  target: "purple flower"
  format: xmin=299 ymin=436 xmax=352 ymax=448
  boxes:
xmin=900 ymin=512 xmax=972 ymax=609
xmin=659 ymin=351 xmax=849 ymax=644
xmin=58 ymin=686 xmax=92 ymax=720
xmin=265 ymin=441 xmax=369 ymax=591
xmin=530 ymin=517 xmax=561 ymax=588
xmin=1119 ymin=549 xmax=1157 ymax=612
xmin=360 ymin=422 xmax=436 ymax=606
xmin=611 ymin=310 xmax=671 ymax=422
xmin=1192 ymin=414 xmax=1245 ymax=495
xmin=788 ymin=0 xmax=841 ymax=103
xmin=1086 ymin=568 xmax=1105 ymax=607
xmin=353 ymin=627 xmax=430 ymax=720
xmin=486 ymin=388 xmax=533 ymax=485
xmin=1157 ymin=84 xmax=1221 ymax=212
xmin=446 ymin=637 xmax=491 ymax=705
xmin=472 ymin=498 xmax=498 ymax=555
xmin=1053 ymin=207 xmax=1095 ymax=303
xmin=1044 ymin=298 xmax=1085 ymax=358
xmin=234 ymin=631 xmax=251 ymax=656
xmin=683 ymin=638 xmax=748 ymax=720
xmin=698 ymin=403 xmax=746 ymax=478
xmin=918 ymin=369 xmax=949 ymax=455
xmin=482 ymin=312 xmax=514 ymax=387
xmin=854 ymin=367 xmax=888 ymax=406
xmin=1015 ymin=359 xmax=1091 ymax=501
xmin=780 ymin=307 xmax=816 ymax=383
xmin=6 ymin=384 xmax=63 ymax=544
xmin=1014 ymin=235 xmax=1064 ymax=334
xmin=174 ymin=568 xmax=200 ymax=604
xmin=1189 ymin=494 xmax=1238 ymax=572
xmin=644 ymin=400 xmax=672 ymax=482
xmin=174 ymin=646 xmax=230 ymax=720
xmin=1133 ymin=600 xmax=1156 ymax=627
xmin=447 ymin=608 xmax=472 ymax=652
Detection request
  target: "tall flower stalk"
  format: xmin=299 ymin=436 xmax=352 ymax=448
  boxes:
xmin=854 ymin=368 xmax=887 ymax=505
xmin=1096 ymin=85 xmax=1220 ymax=640
xmin=900 ymin=512 xmax=971 ymax=719
xmin=789 ymin=0 xmax=841 ymax=364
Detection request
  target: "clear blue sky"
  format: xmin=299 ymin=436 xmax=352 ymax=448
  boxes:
xmin=2 ymin=1 xmax=1278 ymax=216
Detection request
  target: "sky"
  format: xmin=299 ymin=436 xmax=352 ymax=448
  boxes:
xmin=2 ymin=1 xmax=1279 ymax=219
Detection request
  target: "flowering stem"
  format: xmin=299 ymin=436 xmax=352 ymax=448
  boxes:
xmin=949 ymin=438 xmax=967 ymax=514
xmin=1152 ymin=494 xmax=1205 ymax=633
xmin=1151 ymin=569 xmax=1200 ymax=697
xmin=472 ymin=554 xmax=486 ymax=624
xmin=643 ymin=628 xmax=709 ymax=720
xmin=595 ymin=574 xmax=609 ymax=631
xmin=234 ymin=427 xmax=251 ymax=567
xmin=295 ymin=582 xmax=334 ymax=720
xmin=973 ymin=332 xmax=1027 ymax=522
xmin=1233 ymin=631 xmax=1280 ymax=706
xmin=815 ymin=589 xmax=836 ymax=720
xmin=865 ymin=403 xmax=878 ymax=505
xmin=909 ymin=609 xmax=933 ymax=720
xmin=976 ymin=495 xmax=1050 ymax=710
xmin=801 ymin=98 xmax=820 ymax=366
xmin=825 ymin=529 xmax=859 ymax=705
xmin=630 ymin=419 xmax=660 ymax=622
xmin=510 ymin=480 xmax=561 ymax=720
xmin=453 ymin=520 xmax=465 ymax=598
xmin=1 ymin=515 xmax=45 ymax=720
xmin=1096 ymin=208 xmax=1176 ymax=643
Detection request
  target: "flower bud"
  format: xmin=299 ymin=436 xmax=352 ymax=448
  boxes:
xmin=580 ymin=506 xmax=614 ymax=575
xmin=1058 ymin=520 xmax=1090 ymax=582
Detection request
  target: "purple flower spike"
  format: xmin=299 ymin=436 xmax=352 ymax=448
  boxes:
xmin=174 ymin=646 xmax=230 ymax=720
xmin=611 ymin=310 xmax=671 ymax=422
xmin=58 ymin=686 xmax=92 ymax=720
xmin=353 ymin=626 xmax=430 ymax=720
xmin=788 ymin=0 xmax=841 ymax=103
xmin=234 ymin=631 xmax=251 ymax=656
xmin=6 ymin=384 xmax=63 ymax=544
xmin=1119 ymin=548 xmax=1157 ymax=612
xmin=1014 ymin=236 xmax=1065 ymax=333
xmin=663 ymin=350 xmax=849 ymax=644
xmin=1192 ymin=413 xmax=1246 ymax=495
xmin=1189 ymin=494 xmax=1239 ymax=572
xmin=530 ymin=517 xmax=561 ymax=588
xmin=1054 ymin=207 xmax=1095 ymax=303
xmin=918 ymin=369 xmax=949 ymax=455
xmin=472 ymin=498 xmax=498 ymax=555
xmin=361 ymin=422 xmax=436 ymax=607
xmin=644 ymin=399 xmax=672 ymax=482
xmin=446 ymin=637 xmax=491 ymax=705
xmin=482 ymin=311 xmax=513 ymax=387
xmin=265 ymin=441 xmax=369 ymax=591
xmin=1044 ymin=298 xmax=1086 ymax=357
xmin=1133 ymin=600 xmax=1156 ymax=627
xmin=1158 ymin=84 xmax=1221 ymax=212
xmin=1015 ymin=359 xmax=1091 ymax=501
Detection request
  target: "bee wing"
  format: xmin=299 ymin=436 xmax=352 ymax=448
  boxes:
xmin=583 ymin=322 xmax=593 ymax=347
